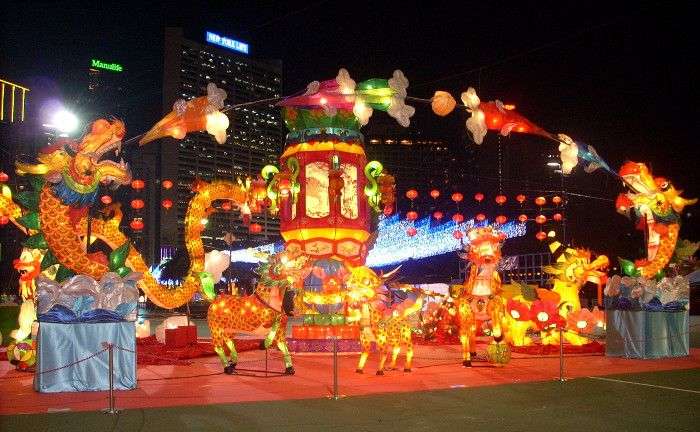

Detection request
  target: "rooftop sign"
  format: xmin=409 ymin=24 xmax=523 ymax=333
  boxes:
xmin=206 ymin=31 xmax=249 ymax=55
xmin=91 ymin=59 xmax=123 ymax=72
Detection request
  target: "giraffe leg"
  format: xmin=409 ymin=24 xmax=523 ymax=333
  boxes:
xmin=223 ymin=339 xmax=238 ymax=374
xmin=389 ymin=345 xmax=401 ymax=370
xmin=356 ymin=335 xmax=370 ymax=373
xmin=276 ymin=340 xmax=295 ymax=375
xmin=261 ymin=318 xmax=280 ymax=350
xmin=403 ymin=326 xmax=413 ymax=372
xmin=376 ymin=334 xmax=388 ymax=375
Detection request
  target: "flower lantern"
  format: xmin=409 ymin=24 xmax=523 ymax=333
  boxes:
xmin=475 ymin=213 xmax=486 ymax=222
xmin=495 ymin=194 xmax=507 ymax=205
xmin=553 ymin=213 xmax=563 ymax=221
xmin=517 ymin=214 xmax=528 ymax=223
xmin=162 ymin=199 xmax=173 ymax=210
xmin=406 ymin=227 xmax=417 ymax=237
xmin=473 ymin=192 xmax=483 ymax=203
xmin=130 ymin=218 xmax=144 ymax=231
xmin=430 ymin=189 xmax=440 ymax=199
xmin=452 ymin=213 xmax=464 ymax=223
xmin=535 ymin=196 xmax=546 ymax=207
xmin=406 ymin=189 xmax=418 ymax=200
xmin=431 ymin=91 xmax=457 ymax=116
xmin=516 ymin=194 xmax=526 ymax=204
xmin=507 ymin=299 xmax=530 ymax=321
xmin=552 ymin=195 xmax=562 ymax=205
xmin=131 ymin=179 xmax=145 ymax=190
xmin=100 ymin=195 xmax=112 ymax=205
xmin=162 ymin=179 xmax=174 ymax=190
xmin=453 ymin=230 xmax=463 ymax=239
xmin=432 ymin=210 xmax=444 ymax=220
xmin=130 ymin=199 xmax=145 ymax=210
xmin=495 ymin=215 xmax=507 ymax=225
xmin=535 ymin=214 xmax=547 ymax=224
xmin=406 ymin=210 xmax=418 ymax=221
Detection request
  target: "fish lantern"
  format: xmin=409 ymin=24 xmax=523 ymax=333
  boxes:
xmin=552 ymin=213 xmax=562 ymax=221
xmin=495 ymin=194 xmax=507 ymax=205
xmin=131 ymin=179 xmax=145 ymax=190
xmin=431 ymin=91 xmax=457 ymax=116
xmin=473 ymin=192 xmax=484 ymax=203
xmin=452 ymin=192 xmax=464 ymax=203
xmin=406 ymin=210 xmax=418 ymax=221
xmin=249 ymin=223 xmax=263 ymax=234
xmin=130 ymin=218 xmax=144 ymax=231
xmin=518 ymin=214 xmax=528 ymax=223
xmin=516 ymin=194 xmax=526 ymax=204
xmin=406 ymin=227 xmax=418 ymax=237
xmin=430 ymin=189 xmax=440 ymax=199
xmin=406 ymin=189 xmax=418 ymax=200
xmin=453 ymin=230 xmax=463 ymax=239
xmin=495 ymin=215 xmax=507 ymax=224
xmin=433 ymin=210 xmax=444 ymax=220
xmin=452 ymin=213 xmax=464 ymax=223
xmin=552 ymin=196 xmax=562 ymax=205
xmin=162 ymin=179 xmax=174 ymax=189
xmin=535 ymin=196 xmax=546 ymax=207
xmin=536 ymin=231 xmax=547 ymax=241
xmin=0 ymin=171 xmax=8 ymax=182
xmin=476 ymin=213 xmax=486 ymax=222
xmin=100 ymin=195 xmax=113 ymax=205
xmin=130 ymin=199 xmax=145 ymax=210
xmin=140 ymin=83 xmax=229 ymax=145
xmin=162 ymin=199 xmax=173 ymax=210
xmin=535 ymin=215 xmax=547 ymax=224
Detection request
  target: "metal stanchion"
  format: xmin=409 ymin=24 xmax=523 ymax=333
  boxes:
xmin=332 ymin=336 xmax=339 ymax=400
xmin=265 ymin=348 xmax=268 ymax=377
xmin=102 ymin=343 xmax=120 ymax=414
xmin=558 ymin=329 xmax=566 ymax=383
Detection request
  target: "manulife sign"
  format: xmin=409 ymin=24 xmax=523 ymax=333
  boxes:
xmin=90 ymin=59 xmax=123 ymax=72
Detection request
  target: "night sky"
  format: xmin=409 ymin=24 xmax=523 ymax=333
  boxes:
xmin=1 ymin=1 xmax=697 ymax=263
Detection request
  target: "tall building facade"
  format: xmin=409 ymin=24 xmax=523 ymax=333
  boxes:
xmin=154 ymin=28 xmax=283 ymax=260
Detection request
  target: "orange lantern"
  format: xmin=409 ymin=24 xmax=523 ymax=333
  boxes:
xmin=406 ymin=227 xmax=418 ymax=237
xmin=432 ymin=210 xmax=444 ymax=220
xmin=536 ymin=231 xmax=547 ymax=241
xmin=535 ymin=214 xmax=547 ymax=224
xmin=100 ymin=195 xmax=112 ymax=205
xmin=473 ymin=192 xmax=484 ymax=202
xmin=130 ymin=218 xmax=144 ymax=231
xmin=221 ymin=201 xmax=232 ymax=211
xmin=553 ymin=213 xmax=563 ymax=221
xmin=535 ymin=196 xmax=546 ymax=206
xmin=131 ymin=179 xmax=145 ymax=190
xmin=431 ymin=91 xmax=457 ymax=116
xmin=495 ymin=215 xmax=507 ymax=224
xmin=452 ymin=230 xmax=463 ymax=239
xmin=0 ymin=171 xmax=8 ymax=182
xmin=406 ymin=210 xmax=418 ymax=221
xmin=162 ymin=199 xmax=173 ymax=210
xmin=162 ymin=179 xmax=174 ymax=190
xmin=430 ymin=189 xmax=440 ymax=199
xmin=452 ymin=192 xmax=464 ymax=203
xmin=130 ymin=199 xmax=145 ymax=210
xmin=552 ymin=195 xmax=562 ymax=205
xmin=495 ymin=194 xmax=507 ymax=205
xmin=406 ymin=189 xmax=418 ymax=200
xmin=0 ymin=215 xmax=9 ymax=225
xmin=516 ymin=194 xmax=526 ymax=204
xmin=518 ymin=214 xmax=528 ymax=223
xmin=249 ymin=223 xmax=263 ymax=234
xmin=452 ymin=213 xmax=464 ymax=223
xmin=475 ymin=213 xmax=486 ymax=222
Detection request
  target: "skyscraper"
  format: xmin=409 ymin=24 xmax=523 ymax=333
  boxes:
xmin=153 ymin=28 xmax=283 ymax=260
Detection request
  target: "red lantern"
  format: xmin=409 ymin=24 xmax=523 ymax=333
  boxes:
xmin=535 ymin=196 xmax=546 ymax=206
xmin=0 ymin=172 xmax=8 ymax=183
xmin=449 ymin=192 xmax=463 ymax=203
xmin=473 ymin=192 xmax=483 ymax=202
xmin=221 ymin=201 xmax=232 ymax=211
xmin=430 ymin=189 xmax=440 ymax=199
xmin=536 ymin=231 xmax=547 ymax=241
xmin=553 ymin=213 xmax=563 ymax=221
xmin=495 ymin=215 xmax=507 ymax=224
xmin=552 ymin=196 xmax=562 ymax=205
xmin=406 ymin=210 xmax=418 ymax=221
xmin=100 ymin=195 xmax=112 ymax=205
xmin=162 ymin=199 xmax=173 ymax=210
xmin=249 ymin=223 xmax=263 ymax=234
xmin=131 ymin=179 xmax=145 ymax=190
xmin=452 ymin=230 xmax=463 ymax=239
xmin=0 ymin=215 xmax=9 ymax=225
xmin=475 ymin=213 xmax=486 ymax=222
xmin=535 ymin=214 xmax=547 ymax=224
xmin=130 ymin=218 xmax=144 ymax=231
xmin=130 ymin=199 xmax=145 ymax=210
xmin=406 ymin=227 xmax=417 ymax=237
xmin=518 ymin=214 xmax=528 ymax=223
xmin=432 ymin=210 xmax=444 ymax=220
xmin=406 ymin=189 xmax=418 ymax=200
xmin=383 ymin=206 xmax=393 ymax=216
xmin=452 ymin=213 xmax=464 ymax=223
xmin=516 ymin=194 xmax=526 ymax=204
xmin=495 ymin=194 xmax=507 ymax=205
xmin=162 ymin=179 xmax=174 ymax=190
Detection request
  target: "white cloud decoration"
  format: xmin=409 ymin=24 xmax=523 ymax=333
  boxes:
xmin=461 ymin=87 xmax=487 ymax=144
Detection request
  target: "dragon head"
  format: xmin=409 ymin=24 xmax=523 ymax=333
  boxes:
xmin=16 ymin=119 xmax=131 ymax=206
xmin=616 ymin=161 xmax=696 ymax=266
xmin=544 ymin=246 xmax=609 ymax=289
xmin=464 ymin=226 xmax=505 ymax=265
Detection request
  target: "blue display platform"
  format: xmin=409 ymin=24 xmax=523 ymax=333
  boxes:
xmin=606 ymin=310 xmax=689 ymax=359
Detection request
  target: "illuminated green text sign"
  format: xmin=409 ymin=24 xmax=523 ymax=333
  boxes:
xmin=90 ymin=59 xmax=123 ymax=72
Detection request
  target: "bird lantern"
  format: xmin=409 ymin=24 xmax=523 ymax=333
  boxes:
xmin=431 ymin=91 xmax=457 ymax=116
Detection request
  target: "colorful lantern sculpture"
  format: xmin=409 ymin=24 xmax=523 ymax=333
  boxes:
xmin=431 ymin=91 xmax=457 ymax=116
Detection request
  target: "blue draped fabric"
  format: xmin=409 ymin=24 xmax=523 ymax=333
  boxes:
xmin=34 ymin=322 xmax=136 ymax=393
xmin=606 ymin=310 xmax=689 ymax=359
xmin=38 ymin=304 xmax=137 ymax=323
